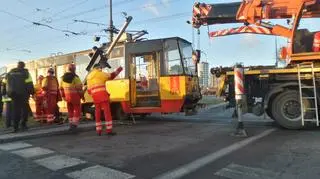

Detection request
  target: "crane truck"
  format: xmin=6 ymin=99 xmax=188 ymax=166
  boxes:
xmin=192 ymin=0 xmax=320 ymax=129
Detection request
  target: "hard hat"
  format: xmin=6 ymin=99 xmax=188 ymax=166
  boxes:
xmin=68 ymin=63 xmax=76 ymax=72
xmin=48 ymin=67 xmax=54 ymax=74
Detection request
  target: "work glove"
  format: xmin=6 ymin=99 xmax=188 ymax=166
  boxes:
xmin=116 ymin=66 xmax=123 ymax=73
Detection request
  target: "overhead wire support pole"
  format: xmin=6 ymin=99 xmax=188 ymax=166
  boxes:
xmin=109 ymin=0 xmax=114 ymax=42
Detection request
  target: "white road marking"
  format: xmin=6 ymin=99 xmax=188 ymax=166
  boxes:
xmin=153 ymin=128 xmax=276 ymax=179
xmin=12 ymin=147 xmax=54 ymax=158
xmin=35 ymin=155 xmax=86 ymax=171
xmin=215 ymin=163 xmax=278 ymax=179
xmin=0 ymin=142 xmax=32 ymax=151
xmin=66 ymin=165 xmax=135 ymax=179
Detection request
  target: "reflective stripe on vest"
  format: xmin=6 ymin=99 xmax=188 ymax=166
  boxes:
xmin=313 ymin=43 xmax=320 ymax=47
xmin=2 ymin=97 xmax=12 ymax=102
xmin=89 ymin=85 xmax=106 ymax=94
xmin=48 ymin=90 xmax=58 ymax=95
xmin=63 ymin=87 xmax=81 ymax=93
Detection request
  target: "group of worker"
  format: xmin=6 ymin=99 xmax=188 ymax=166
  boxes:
xmin=1 ymin=60 xmax=123 ymax=136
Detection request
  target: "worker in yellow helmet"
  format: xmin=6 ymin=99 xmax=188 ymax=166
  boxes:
xmin=60 ymin=63 xmax=84 ymax=132
xmin=87 ymin=63 xmax=123 ymax=136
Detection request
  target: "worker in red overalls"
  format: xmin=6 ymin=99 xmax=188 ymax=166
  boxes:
xmin=60 ymin=64 xmax=84 ymax=131
xmin=33 ymin=75 xmax=46 ymax=123
xmin=42 ymin=68 xmax=60 ymax=124
xmin=87 ymin=63 xmax=123 ymax=136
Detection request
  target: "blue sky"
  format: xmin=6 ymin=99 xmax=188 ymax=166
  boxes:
xmin=0 ymin=0 xmax=319 ymax=68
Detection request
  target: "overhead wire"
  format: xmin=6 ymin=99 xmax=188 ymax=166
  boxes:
xmin=3 ymin=0 xmax=136 ymax=36
xmin=8 ymin=10 xmax=190 ymax=51
xmin=75 ymin=0 xmax=183 ymax=22
xmin=50 ymin=0 xmax=89 ymax=19
xmin=2 ymin=0 xmax=188 ymax=57
xmin=2 ymin=0 xmax=93 ymax=35
xmin=49 ymin=0 xmax=137 ymax=24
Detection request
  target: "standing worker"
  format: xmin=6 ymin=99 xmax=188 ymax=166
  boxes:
xmin=1 ymin=77 xmax=13 ymax=129
xmin=0 ymin=77 xmax=3 ymax=117
xmin=42 ymin=67 xmax=60 ymax=124
xmin=6 ymin=61 xmax=34 ymax=132
xmin=60 ymin=64 xmax=84 ymax=131
xmin=87 ymin=63 xmax=123 ymax=136
xmin=33 ymin=75 xmax=46 ymax=123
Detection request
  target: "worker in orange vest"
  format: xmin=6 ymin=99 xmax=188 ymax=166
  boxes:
xmin=60 ymin=64 xmax=84 ymax=131
xmin=33 ymin=75 xmax=46 ymax=123
xmin=42 ymin=67 xmax=60 ymax=124
xmin=87 ymin=63 xmax=123 ymax=136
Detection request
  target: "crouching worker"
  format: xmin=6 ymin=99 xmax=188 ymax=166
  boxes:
xmin=60 ymin=64 xmax=84 ymax=132
xmin=87 ymin=63 xmax=123 ymax=136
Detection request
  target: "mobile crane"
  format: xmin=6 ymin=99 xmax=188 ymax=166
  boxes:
xmin=192 ymin=0 xmax=320 ymax=129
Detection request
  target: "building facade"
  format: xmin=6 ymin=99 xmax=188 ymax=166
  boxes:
xmin=197 ymin=62 xmax=209 ymax=88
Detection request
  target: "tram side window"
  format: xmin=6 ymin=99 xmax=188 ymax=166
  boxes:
xmin=164 ymin=40 xmax=184 ymax=75
xmin=102 ymin=58 xmax=125 ymax=79
xmin=179 ymin=41 xmax=195 ymax=75
xmin=74 ymin=54 xmax=91 ymax=82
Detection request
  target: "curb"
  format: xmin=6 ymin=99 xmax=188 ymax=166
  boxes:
xmin=0 ymin=123 xmax=96 ymax=144
xmin=201 ymin=102 xmax=228 ymax=111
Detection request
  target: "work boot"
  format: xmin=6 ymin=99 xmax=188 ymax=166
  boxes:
xmin=12 ymin=128 xmax=18 ymax=133
xmin=68 ymin=124 xmax=78 ymax=133
xmin=21 ymin=126 xmax=29 ymax=132
xmin=106 ymin=131 xmax=117 ymax=136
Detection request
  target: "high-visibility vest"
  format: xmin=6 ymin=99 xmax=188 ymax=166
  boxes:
xmin=313 ymin=32 xmax=320 ymax=52
xmin=42 ymin=76 xmax=59 ymax=95
xmin=34 ymin=83 xmax=44 ymax=101
xmin=87 ymin=67 xmax=122 ymax=103
xmin=60 ymin=74 xmax=83 ymax=104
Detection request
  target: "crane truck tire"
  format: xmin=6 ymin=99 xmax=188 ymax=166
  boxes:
xmin=271 ymin=90 xmax=311 ymax=130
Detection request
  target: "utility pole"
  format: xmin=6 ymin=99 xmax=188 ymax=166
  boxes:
xmin=275 ymin=37 xmax=278 ymax=67
xmin=109 ymin=0 xmax=114 ymax=42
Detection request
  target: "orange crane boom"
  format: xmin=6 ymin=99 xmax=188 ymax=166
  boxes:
xmin=192 ymin=0 xmax=320 ymax=38
xmin=192 ymin=0 xmax=320 ymax=62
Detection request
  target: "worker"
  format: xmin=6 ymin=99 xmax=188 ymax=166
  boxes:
xmin=6 ymin=61 xmax=34 ymax=132
xmin=0 ymin=77 xmax=3 ymax=117
xmin=60 ymin=63 xmax=84 ymax=131
xmin=1 ymin=77 xmax=13 ymax=129
xmin=87 ymin=63 xmax=123 ymax=136
xmin=42 ymin=67 xmax=60 ymax=124
xmin=33 ymin=75 xmax=46 ymax=123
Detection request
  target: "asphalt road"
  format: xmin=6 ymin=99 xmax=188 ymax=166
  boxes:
xmin=0 ymin=106 xmax=319 ymax=179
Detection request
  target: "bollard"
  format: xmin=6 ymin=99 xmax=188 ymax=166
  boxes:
xmin=232 ymin=64 xmax=248 ymax=137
